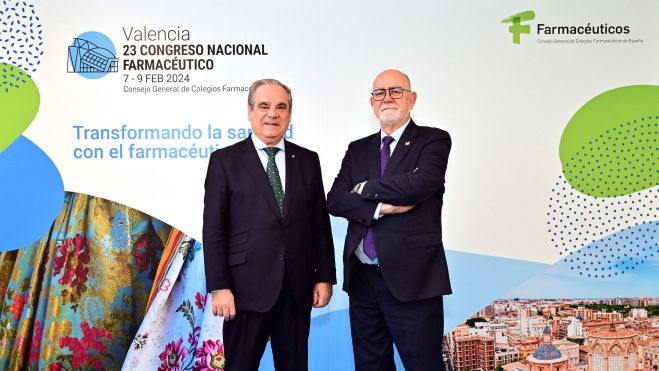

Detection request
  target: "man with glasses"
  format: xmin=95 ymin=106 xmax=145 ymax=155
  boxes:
xmin=327 ymin=69 xmax=452 ymax=371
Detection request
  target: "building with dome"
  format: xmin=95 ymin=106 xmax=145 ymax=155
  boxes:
xmin=526 ymin=327 xmax=570 ymax=371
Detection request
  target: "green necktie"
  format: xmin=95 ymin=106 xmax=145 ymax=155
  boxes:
xmin=263 ymin=147 xmax=284 ymax=217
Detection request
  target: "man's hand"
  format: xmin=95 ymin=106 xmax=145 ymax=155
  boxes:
xmin=379 ymin=203 xmax=414 ymax=215
xmin=211 ymin=289 xmax=236 ymax=321
xmin=313 ymin=283 xmax=332 ymax=308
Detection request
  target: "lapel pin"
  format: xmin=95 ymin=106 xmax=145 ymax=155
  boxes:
xmin=291 ymin=154 xmax=295 ymax=158
xmin=405 ymin=141 xmax=411 ymax=146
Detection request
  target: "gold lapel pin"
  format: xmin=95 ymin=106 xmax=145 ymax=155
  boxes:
xmin=405 ymin=141 xmax=411 ymax=146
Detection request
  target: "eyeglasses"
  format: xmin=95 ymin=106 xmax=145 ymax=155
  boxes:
xmin=371 ymin=87 xmax=411 ymax=101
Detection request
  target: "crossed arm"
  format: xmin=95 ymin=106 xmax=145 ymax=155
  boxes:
xmin=327 ymin=133 xmax=451 ymax=223
xmin=360 ymin=134 xmax=451 ymax=205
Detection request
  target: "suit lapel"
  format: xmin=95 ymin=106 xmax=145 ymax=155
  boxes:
xmin=383 ymin=121 xmax=418 ymax=178
xmin=237 ymin=138 xmax=282 ymax=221
xmin=282 ymin=140 xmax=297 ymax=224
xmin=366 ymin=133 xmax=381 ymax=180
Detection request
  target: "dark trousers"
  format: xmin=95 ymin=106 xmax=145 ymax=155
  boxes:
xmin=223 ymin=274 xmax=311 ymax=371
xmin=349 ymin=261 xmax=445 ymax=371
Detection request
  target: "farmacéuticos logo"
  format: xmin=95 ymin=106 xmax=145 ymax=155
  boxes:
xmin=501 ymin=11 xmax=536 ymax=44
xmin=67 ymin=31 xmax=118 ymax=79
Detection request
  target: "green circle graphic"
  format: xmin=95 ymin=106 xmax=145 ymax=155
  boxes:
xmin=0 ymin=63 xmax=40 ymax=154
xmin=559 ymin=85 xmax=659 ymax=197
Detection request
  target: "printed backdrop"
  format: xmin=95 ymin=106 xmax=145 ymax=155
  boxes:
xmin=1 ymin=0 xmax=658 ymax=369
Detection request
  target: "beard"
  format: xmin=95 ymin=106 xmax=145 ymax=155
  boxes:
xmin=377 ymin=108 xmax=408 ymax=126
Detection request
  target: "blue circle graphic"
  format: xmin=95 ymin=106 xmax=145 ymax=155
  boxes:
xmin=0 ymin=136 xmax=64 ymax=251
xmin=69 ymin=31 xmax=117 ymax=79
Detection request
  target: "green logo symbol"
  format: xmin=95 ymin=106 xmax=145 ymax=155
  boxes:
xmin=502 ymin=10 xmax=535 ymax=44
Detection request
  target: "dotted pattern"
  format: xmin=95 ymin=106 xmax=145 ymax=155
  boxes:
xmin=0 ymin=61 xmax=27 ymax=92
xmin=0 ymin=0 xmax=43 ymax=76
xmin=547 ymin=176 xmax=658 ymax=278
xmin=263 ymin=147 xmax=285 ymax=217
xmin=561 ymin=220 xmax=657 ymax=278
xmin=563 ymin=117 xmax=658 ymax=197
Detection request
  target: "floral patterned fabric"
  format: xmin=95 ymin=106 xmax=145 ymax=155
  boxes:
xmin=0 ymin=192 xmax=171 ymax=370
xmin=123 ymin=230 xmax=225 ymax=371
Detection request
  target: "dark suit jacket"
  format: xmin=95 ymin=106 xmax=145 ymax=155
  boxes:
xmin=327 ymin=120 xmax=452 ymax=302
xmin=203 ymin=137 xmax=336 ymax=312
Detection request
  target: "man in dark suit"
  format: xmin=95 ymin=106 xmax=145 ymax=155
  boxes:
xmin=203 ymin=79 xmax=336 ymax=371
xmin=327 ymin=69 xmax=452 ymax=371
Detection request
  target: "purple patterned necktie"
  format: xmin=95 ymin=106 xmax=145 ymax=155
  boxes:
xmin=362 ymin=136 xmax=394 ymax=260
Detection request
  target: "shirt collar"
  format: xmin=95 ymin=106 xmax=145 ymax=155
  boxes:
xmin=251 ymin=134 xmax=286 ymax=152
xmin=380 ymin=118 xmax=411 ymax=143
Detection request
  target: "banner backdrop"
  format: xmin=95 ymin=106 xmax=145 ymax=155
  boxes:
xmin=2 ymin=0 xmax=658 ymax=369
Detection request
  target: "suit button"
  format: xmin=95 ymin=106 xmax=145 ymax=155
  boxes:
xmin=374 ymin=193 xmax=378 ymax=198
xmin=278 ymin=255 xmax=285 ymax=261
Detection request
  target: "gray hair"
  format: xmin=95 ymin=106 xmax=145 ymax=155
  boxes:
xmin=247 ymin=79 xmax=292 ymax=111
